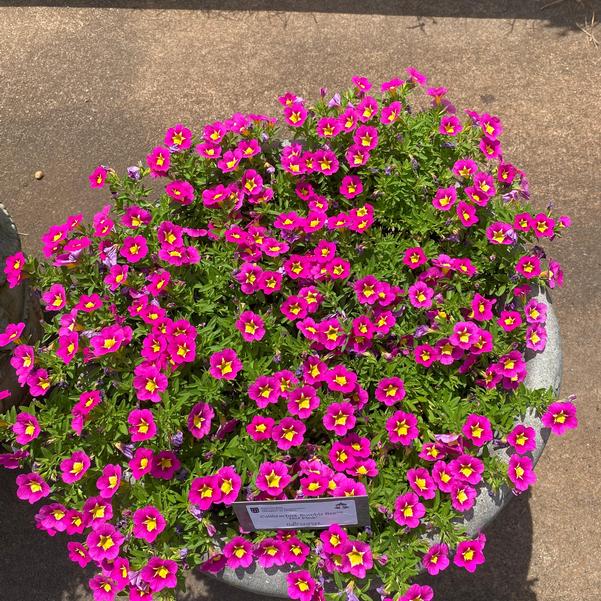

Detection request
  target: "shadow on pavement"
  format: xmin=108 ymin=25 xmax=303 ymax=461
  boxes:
xmin=0 ymin=0 xmax=598 ymax=33
xmin=1 ymin=460 xmax=535 ymax=601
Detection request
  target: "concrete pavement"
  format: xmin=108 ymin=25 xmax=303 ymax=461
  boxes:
xmin=0 ymin=3 xmax=600 ymax=600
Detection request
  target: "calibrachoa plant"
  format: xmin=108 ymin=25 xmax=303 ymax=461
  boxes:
xmin=0 ymin=69 xmax=578 ymax=601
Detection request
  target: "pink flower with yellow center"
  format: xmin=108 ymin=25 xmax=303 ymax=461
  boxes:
xmin=375 ymin=377 xmax=406 ymax=406
xmin=508 ymin=454 xmax=537 ymax=491
xmin=209 ymin=348 xmax=242 ymax=380
xmin=507 ymin=424 xmax=536 ymax=454
xmin=541 ymin=400 xmax=578 ymax=436
xmin=422 ymin=542 xmax=450 ymax=576
xmin=439 ymin=115 xmax=462 ymax=136
xmin=272 ymin=417 xmax=305 ymax=450
xmin=393 ymin=491 xmax=425 ymax=529
xmin=96 ymin=464 xmax=122 ymax=499
xmin=454 ymin=535 xmax=486 ymax=572
xmin=12 ymin=412 xmax=40 ymax=445
xmin=323 ymin=402 xmax=356 ymax=436
xmin=132 ymin=505 xmax=166 ymax=543
xmin=140 ymin=556 xmax=178 ymax=593
xmin=286 ymin=570 xmax=316 ymax=601
xmin=462 ymin=414 xmax=493 ymax=447
xmin=189 ymin=475 xmax=222 ymax=510
xmin=256 ymin=461 xmax=291 ymax=496
xmin=86 ymin=522 xmax=124 ymax=562
xmin=223 ymin=536 xmax=254 ymax=569
xmin=128 ymin=409 xmax=157 ymax=442
xmin=386 ymin=410 xmax=419 ymax=446
xmin=60 ymin=450 xmax=91 ymax=484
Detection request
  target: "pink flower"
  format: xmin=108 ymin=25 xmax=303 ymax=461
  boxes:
xmin=344 ymin=540 xmax=373 ymax=578
xmin=407 ymin=467 xmax=436 ymax=499
xmin=456 ymin=201 xmax=479 ymax=227
xmin=497 ymin=310 xmax=522 ymax=332
xmin=224 ymin=536 xmax=254 ymax=569
xmin=287 ymin=386 xmax=320 ymax=419
xmin=469 ymin=293 xmax=494 ymax=322
xmin=508 ymin=454 xmax=537 ymax=491
xmin=462 ymin=414 xmax=493 ymax=447
xmin=4 ymin=250 xmax=26 ymax=288
xmin=325 ymin=365 xmax=357 ymax=394
xmin=150 ymin=450 xmax=181 ymax=480
xmin=323 ymin=402 xmax=356 ymax=436
xmin=450 ymin=481 xmax=477 ymax=511
xmin=246 ymin=415 xmax=275 ymax=441
xmin=82 ymin=496 xmax=113 ymax=528
xmin=132 ymin=364 xmax=168 ymax=403
xmin=89 ymin=575 xmax=117 ymax=601
xmin=381 ymin=100 xmax=403 ymax=124
xmin=375 ymin=377 xmax=406 ymax=406
xmin=386 ymin=411 xmax=419 ymax=445
xmin=393 ymin=492 xmax=425 ymax=529
xmin=272 ymin=417 xmax=306 ymax=450
xmin=67 ymin=541 xmax=91 ymax=568
xmin=235 ymin=310 xmax=265 ymax=342
xmin=403 ymin=247 xmax=427 ymax=269
xmin=524 ymin=298 xmax=547 ymax=324
xmin=26 ymin=368 xmax=51 ymax=397
xmin=440 ymin=115 xmax=462 ymax=135
xmin=356 ymin=96 xmax=379 ymax=122
xmin=287 ymin=571 xmax=316 ymax=601
xmin=128 ymin=409 xmax=157 ymax=442
xmin=166 ymin=180 xmax=195 ymax=205
xmin=283 ymin=538 xmax=310 ymax=566
xmin=86 ymin=522 xmax=124 ymax=562
xmin=453 ymin=535 xmax=486 ymax=572
xmin=132 ymin=505 xmax=166 ymax=543
xmin=256 ymin=538 xmax=285 ymax=568
xmin=422 ymin=543 xmax=449 ymax=575
xmin=12 ymin=412 xmax=40 ymax=445
xmin=248 ymin=375 xmax=280 ymax=408
xmin=408 ymin=281 xmax=434 ymax=309
xmin=432 ymin=186 xmax=457 ymax=211
xmin=189 ymin=475 xmax=222 ymax=509
xmin=541 ymin=401 xmax=578 ymax=435
xmin=96 ymin=464 xmax=122 ymax=498
xmin=41 ymin=283 xmax=67 ymax=311
xmin=507 ymin=424 xmax=536 ymax=454
xmin=140 ymin=557 xmax=178 ymax=592
xmin=340 ymin=175 xmax=363 ymax=199
xmin=450 ymin=321 xmax=479 ymax=349
xmin=216 ymin=466 xmax=241 ymax=505
xmin=187 ymin=402 xmax=214 ymax=439
xmin=516 ymin=255 xmax=541 ymax=279
xmin=257 ymin=270 xmax=283 ymax=294
xmin=16 ymin=472 xmax=50 ymax=504
xmin=432 ymin=460 xmax=455 ymax=493
xmin=165 ymin=123 xmax=192 ymax=150
xmin=256 ymin=461 xmax=291 ymax=496
xmin=89 ymin=165 xmax=108 ymax=188
xmin=209 ymin=348 xmax=242 ymax=380
xmin=486 ymin=221 xmax=515 ymax=245
xmin=60 ymin=450 xmax=91 ymax=484
xmin=129 ymin=447 xmax=153 ymax=480
xmin=480 ymin=136 xmax=501 ymax=159
xmin=449 ymin=454 xmax=484 ymax=485
xmin=414 ymin=344 xmax=439 ymax=367
xmin=104 ymin=264 xmax=129 ymax=291
xmin=120 ymin=235 xmax=148 ymax=263
xmin=526 ymin=324 xmax=547 ymax=351
xmin=89 ymin=325 xmax=132 ymax=357
xmin=146 ymin=146 xmax=171 ymax=175
xmin=399 ymin=585 xmax=434 ymax=601
xmin=281 ymin=295 xmax=309 ymax=321
xmin=453 ymin=158 xmax=478 ymax=178
xmin=354 ymin=275 xmax=381 ymax=305
xmin=283 ymin=102 xmax=307 ymax=127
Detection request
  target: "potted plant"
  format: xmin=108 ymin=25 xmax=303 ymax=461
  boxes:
xmin=0 ymin=69 xmax=576 ymax=601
